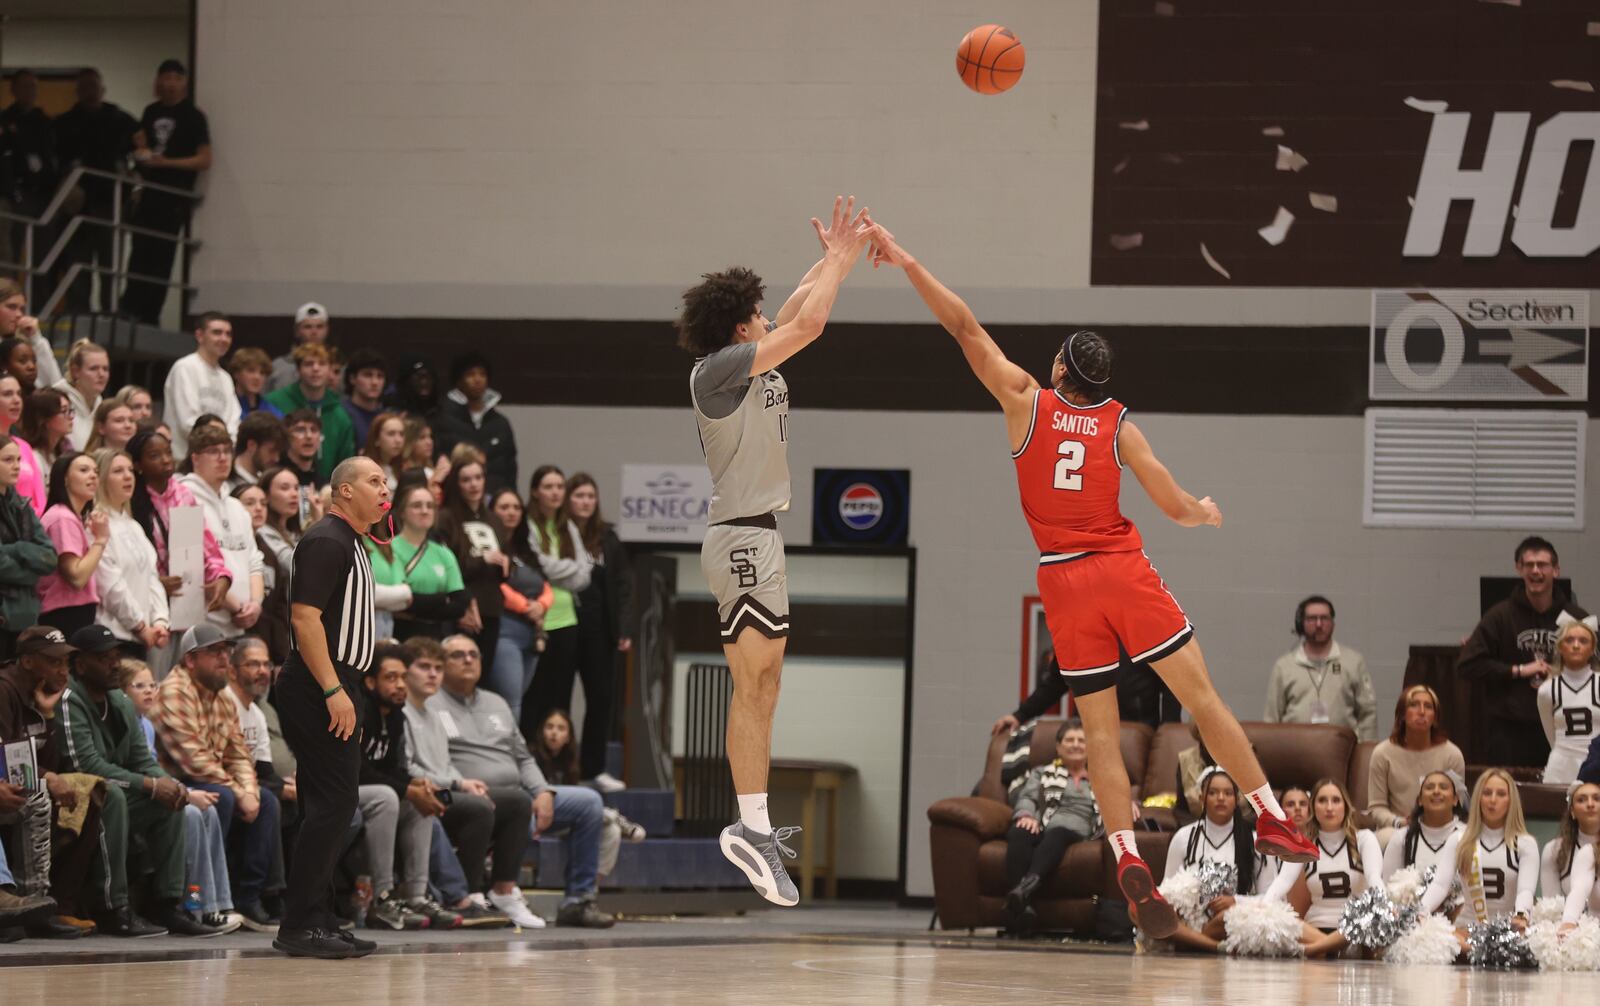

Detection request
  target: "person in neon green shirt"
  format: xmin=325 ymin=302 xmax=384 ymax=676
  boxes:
xmin=366 ymin=482 xmax=470 ymax=640
xmin=521 ymin=465 xmax=593 ymax=739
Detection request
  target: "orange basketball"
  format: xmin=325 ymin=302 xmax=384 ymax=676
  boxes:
xmin=955 ymin=24 xmax=1025 ymax=94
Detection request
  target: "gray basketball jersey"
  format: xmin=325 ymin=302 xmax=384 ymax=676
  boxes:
xmin=691 ymin=343 xmax=790 ymax=524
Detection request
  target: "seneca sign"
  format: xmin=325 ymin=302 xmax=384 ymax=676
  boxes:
xmin=618 ymin=465 xmax=712 ymax=544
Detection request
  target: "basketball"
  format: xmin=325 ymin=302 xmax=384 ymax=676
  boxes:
xmin=956 ymin=24 xmax=1025 ymax=94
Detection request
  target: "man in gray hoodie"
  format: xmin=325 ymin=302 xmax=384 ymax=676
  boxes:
xmin=424 ymin=635 xmax=612 ymax=928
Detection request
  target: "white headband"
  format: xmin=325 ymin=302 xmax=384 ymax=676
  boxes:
xmin=1556 ymin=610 xmax=1599 ymax=635
xmin=1419 ymin=769 xmax=1468 ymax=807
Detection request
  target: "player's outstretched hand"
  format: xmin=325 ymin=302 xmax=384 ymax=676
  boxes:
xmin=812 ymin=195 xmax=873 ymax=265
xmin=863 ymin=215 xmax=909 ymax=269
xmin=1196 ymin=496 xmax=1223 ymax=528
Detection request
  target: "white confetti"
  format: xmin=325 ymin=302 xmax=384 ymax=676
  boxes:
xmin=1258 ymin=206 xmax=1295 ymax=246
xmin=1113 ymin=155 xmax=1132 ymax=175
xmin=1308 ymin=192 xmax=1339 ymax=213
xmin=1110 ymin=232 xmax=1145 ymax=251
xmin=1154 ymin=1 xmax=1176 ymax=14
xmin=1119 ymin=119 xmax=1150 ymax=131
xmin=1404 ymin=97 xmax=1449 ymax=113
xmin=1551 ymin=80 xmax=1595 ymax=92
xmin=1261 ymin=126 xmax=1285 ymax=137
xmin=1200 ymin=242 xmax=1232 ymax=280
xmin=1275 ymin=145 xmax=1309 ymax=172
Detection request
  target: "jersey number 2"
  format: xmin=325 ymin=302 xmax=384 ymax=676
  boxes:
xmin=1053 ymin=440 xmax=1085 ymax=491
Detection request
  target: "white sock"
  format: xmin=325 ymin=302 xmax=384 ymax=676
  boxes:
xmin=1107 ymin=830 xmax=1140 ymax=860
xmin=738 ymin=793 xmax=772 ymax=834
xmin=1245 ymin=784 xmax=1285 ymax=820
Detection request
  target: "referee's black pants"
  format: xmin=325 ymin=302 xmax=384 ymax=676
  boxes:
xmin=276 ymin=654 xmax=365 ymax=933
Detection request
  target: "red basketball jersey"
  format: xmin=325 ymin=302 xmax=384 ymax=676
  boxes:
xmin=1012 ymin=390 xmax=1142 ymax=555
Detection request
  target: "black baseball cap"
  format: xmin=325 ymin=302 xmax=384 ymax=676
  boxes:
xmin=69 ymin=625 xmax=121 ymax=655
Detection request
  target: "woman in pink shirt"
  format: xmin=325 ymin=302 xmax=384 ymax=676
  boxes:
xmin=126 ymin=429 xmax=231 ymax=611
xmin=38 ymin=450 xmax=110 ymax=636
xmin=0 ymin=375 xmax=45 ymax=516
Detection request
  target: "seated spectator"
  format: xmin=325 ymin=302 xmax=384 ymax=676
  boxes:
xmin=1381 ymin=769 xmax=1466 ymax=880
xmin=162 ymin=312 xmax=241 ymax=458
xmin=55 ymin=626 xmax=211 ymax=935
xmin=110 ymin=385 xmax=155 ymax=426
xmin=523 ymin=465 xmax=592 ymax=737
xmin=0 ymin=434 xmax=56 ymax=659
xmin=432 ymin=351 xmax=517 ymax=492
xmin=281 ymin=408 xmax=325 ymax=489
xmin=1542 ymin=781 xmax=1600 ymax=913
xmin=428 ymin=634 xmax=613 ymax=928
xmin=0 ymin=839 xmax=56 ymax=936
xmin=229 ymin=347 xmax=284 ymax=421
xmin=268 ymin=303 xmax=329 ymax=393
xmin=221 ymin=636 xmax=291 ymax=907
xmin=434 ymin=459 xmax=507 ymax=683
xmin=1459 ymin=536 xmax=1590 ymax=768
xmin=489 ymin=488 xmax=549 ymax=724
xmin=400 ymin=636 xmax=522 ymax=926
xmin=265 ymin=344 xmax=354 ymax=482
xmin=38 ymin=452 xmax=108 ymax=637
xmin=0 ymin=338 xmax=38 ymax=393
xmin=357 ymin=642 xmax=457 ymax=930
xmin=362 ymin=412 xmax=406 ymax=491
xmin=1161 ymin=766 xmax=1279 ymax=952
xmin=83 ymin=399 xmax=137 ymax=454
xmin=154 ymin=624 xmax=281 ymax=930
xmin=1364 ymin=685 xmax=1465 ymax=846
xmin=1263 ymin=596 xmax=1375 ymax=740
xmin=19 ymin=389 xmax=73 ymax=469
xmin=92 ymin=449 xmax=171 ymax=655
xmin=1538 ymin=615 xmax=1600 ymax=785
xmin=0 ymin=626 xmax=101 ymax=939
xmin=128 ymin=429 xmax=232 ymax=629
xmin=529 ymin=708 xmax=644 ymax=884
xmin=122 ymin=658 xmax=241 ymax=934
xmin=225 ymin=412 xmax=286 ymax=493
xmin=341 ymin=349 xmax=388 ymax=449
xmin=0 ymin=377 xmax=44 ymax=517
xmin=181 ymin=425 xmax=265 ymax=639
xmin=1417 ymin=768 xmax=1538 ymax=924
xmin=1175 ymin=725 xmax=1217 ymax=821
xmin=1000 ymin=719 xmax=1098 ymax=935
xmin=367 ymin=482 xmax=468 ymax=642
xmin=53 ymin=340 xmax=109 ymax=450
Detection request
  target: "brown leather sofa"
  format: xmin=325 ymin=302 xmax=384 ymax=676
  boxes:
xmin=927 ymin=720 xmax=1364 ymax=933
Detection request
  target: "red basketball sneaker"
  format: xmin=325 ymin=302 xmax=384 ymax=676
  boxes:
xmin=1115 ymin=853 xmax=1177 ymax=939
xmin=1254 ymin=813 xmax=1318 ymax=863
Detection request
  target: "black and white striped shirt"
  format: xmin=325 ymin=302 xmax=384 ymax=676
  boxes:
xmin=290 ymin=514 xmax=375 ymax=671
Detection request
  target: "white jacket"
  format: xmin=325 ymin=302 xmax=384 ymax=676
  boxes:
xmin=163 ymin=353 xmax=242 ymax=457
xmin=95 ymin=508 xmax=170 ymax=640
xmin=180 ymin=473 xmax=263 ymax=638
xmin=52 ymin=379 xmax=100 ymax=452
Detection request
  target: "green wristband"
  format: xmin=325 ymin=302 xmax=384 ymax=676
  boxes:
xmin=322 ymin=683 xmax=344 ymax=698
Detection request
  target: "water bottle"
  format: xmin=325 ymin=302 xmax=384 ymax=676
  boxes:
xmin=353 ymin=874 xmax=373 ymax=915
xmin=184 ymin=885 xmax=203 ymax=917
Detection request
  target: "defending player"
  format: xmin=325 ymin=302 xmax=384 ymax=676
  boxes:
xmin=866 ymin=222 xmax=1319 ymax=938
xmin=677 ymin=196 xmax=874 ymax=905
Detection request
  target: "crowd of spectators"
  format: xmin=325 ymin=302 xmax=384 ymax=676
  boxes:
xmin=0 ymin=270 xmax=639 ymax=941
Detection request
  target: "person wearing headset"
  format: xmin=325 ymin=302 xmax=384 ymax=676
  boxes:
xmin=1263 ymin=596 xmax=1376 ymax=740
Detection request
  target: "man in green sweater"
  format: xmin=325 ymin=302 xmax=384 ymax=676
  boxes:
xmin=55 ymin=626 xmax=220 ymax=937
xmin=263 ymin=343 xmax=356 ymax=482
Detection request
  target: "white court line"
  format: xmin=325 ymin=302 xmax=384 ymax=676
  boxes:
xmin=791 ymin=951 xmax=1044 ymax=994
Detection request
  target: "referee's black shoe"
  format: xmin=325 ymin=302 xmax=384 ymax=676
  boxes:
xmin=334 ymin=927 xmax=378 ymax=956
xmin=273 ymin=927 xmax=371 ymax=959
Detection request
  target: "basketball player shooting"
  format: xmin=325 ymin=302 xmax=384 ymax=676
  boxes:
xmin=676 ymin=196 xmax=875 ymax=905
xmin=866 ymin=221 xmax=1320 ymax=937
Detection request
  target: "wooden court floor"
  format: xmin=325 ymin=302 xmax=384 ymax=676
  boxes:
xmin=8 ymin=936 xmax=1594 ymax=1006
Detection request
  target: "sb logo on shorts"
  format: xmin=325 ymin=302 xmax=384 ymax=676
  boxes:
xmin=730 ymin=547 xmax=758 ymax=589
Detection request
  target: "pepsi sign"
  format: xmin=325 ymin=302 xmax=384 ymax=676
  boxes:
xmin=813 ymin=469 xmax=909 ymax=546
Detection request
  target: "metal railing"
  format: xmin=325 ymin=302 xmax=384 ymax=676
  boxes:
xmin=0 ymin=165 xmax=203 ymax=321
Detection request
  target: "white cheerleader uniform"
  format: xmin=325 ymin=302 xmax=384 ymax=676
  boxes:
xmin=1542 ymin=834 xmax=1600 ymax=924
xmin=1164 ymin=817 xmax=1277 ymax=895
xmin=1381 ymin=818 xmax=1464 ymax=880
xmin=1538 ymin=667 xmax=1600 ymax=785
xmin=1267 ymin=829 xmax=1384 ymax=930
xmin=1425 ymin=827 xmax=1539 ymax=920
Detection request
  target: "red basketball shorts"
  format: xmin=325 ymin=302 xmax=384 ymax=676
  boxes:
xmin=1037 ymin=549 xmax=1194 ymax=696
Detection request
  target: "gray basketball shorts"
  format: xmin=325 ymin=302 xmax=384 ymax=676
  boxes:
xmin=701 ymin=524 xmax=790 ymax=643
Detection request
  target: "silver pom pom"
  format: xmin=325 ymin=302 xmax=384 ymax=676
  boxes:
xmin=1339 ymin=886 xmax=1417 ymax=950
xmin=1467 ymin=918 xmax=1535 ymax=970
xmin=1196 ymin=859 xmax=1237 ymax=906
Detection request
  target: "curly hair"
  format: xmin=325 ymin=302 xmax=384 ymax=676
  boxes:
xmin=675 ymin=267 xmax=765 ymax=356
xmin=1058 ymin=329 xmax=1112 ymax=397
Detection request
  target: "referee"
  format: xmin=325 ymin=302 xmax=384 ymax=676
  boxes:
xmin=271 ymin=457 xmax=390 ymax=959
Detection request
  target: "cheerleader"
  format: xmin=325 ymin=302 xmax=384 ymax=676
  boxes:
xmin=1160 ymin=766 xmax=1278 ymax=951
xmin=1421 ymin=768 xmax=1539 ymax=928
xmin=1381 ymin=769 xmax=1466 ymax=880
xmin=1265 ymin=778 xmax=1383 ymax=957
xmin=1544 ymin=781 xmax=1600 ymax=928
xmin=1280 ymin=785 xmax=1312 ymax=832
xmin=1537 ymin=614 xmax=1600 ymax=786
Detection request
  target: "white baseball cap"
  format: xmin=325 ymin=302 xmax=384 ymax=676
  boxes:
xmin=295 ymin=302 xmax=329 ymax=325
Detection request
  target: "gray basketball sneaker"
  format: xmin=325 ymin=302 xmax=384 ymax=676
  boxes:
xmin=719 ymin=822 xmax=802 ymax=907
